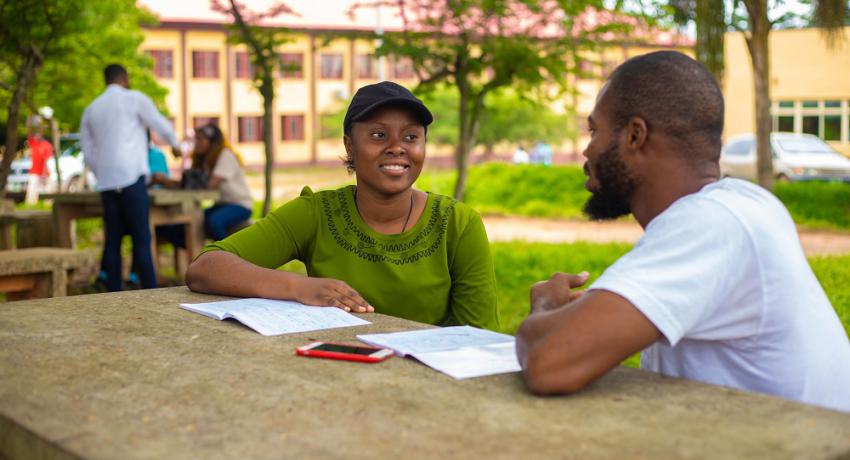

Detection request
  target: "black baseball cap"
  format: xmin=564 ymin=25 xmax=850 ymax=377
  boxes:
xmin=343 ymin=81 xmax=433 ymax=135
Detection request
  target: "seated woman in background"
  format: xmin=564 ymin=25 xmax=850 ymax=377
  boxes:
xmin=152 ymin=123 xmax=253 ymax=240
xmin=186 ymin=81 xmax=500 ymax=330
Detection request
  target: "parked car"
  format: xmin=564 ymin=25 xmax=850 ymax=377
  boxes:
xmin=6 ymin=134 xmax=96 ymax=193
xmin=721 ymin=133 xmax=850 ymax=183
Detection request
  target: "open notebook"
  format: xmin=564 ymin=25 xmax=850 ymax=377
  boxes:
xmin=358 ymin=326 xmax=521 ymax=379
xmin=180 ymin=298 xmax=370 ymax=336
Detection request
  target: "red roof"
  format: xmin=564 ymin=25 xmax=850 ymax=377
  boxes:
xmin=138 ymin=0 xmax=693 ymax=46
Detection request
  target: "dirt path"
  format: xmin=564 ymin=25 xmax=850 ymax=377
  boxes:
xmin=483 ymin=216 xmax=850 ymax=257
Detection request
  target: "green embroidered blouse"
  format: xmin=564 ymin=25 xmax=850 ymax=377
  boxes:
xmin=202 ymin=185 xmax=500 ymax=330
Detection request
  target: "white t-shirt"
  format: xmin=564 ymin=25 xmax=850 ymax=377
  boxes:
xmin=211 ymin=148 xmax=253 ymax=210
xmin=590 ymin=178 xmax=850 ymax=412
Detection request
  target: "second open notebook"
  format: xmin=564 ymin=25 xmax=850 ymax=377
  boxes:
xmin=357 ymin=326 xmax=521 ymax=379
xmin=180 ymin=298 xmax=370 ymax=336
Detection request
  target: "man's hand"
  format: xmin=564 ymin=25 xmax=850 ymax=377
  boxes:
xmin=292 ymin=277 xmax=374 ymax=313
xmin=530 ymin=272 xmax=589 ymax=314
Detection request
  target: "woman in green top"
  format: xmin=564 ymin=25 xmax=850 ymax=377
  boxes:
xmin=186 ymin=81 xmax=499 ymax=330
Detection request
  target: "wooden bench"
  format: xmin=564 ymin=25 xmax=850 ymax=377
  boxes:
xmin=0 ymin=209 xmax=54 ymax=249
xmin=0 ymin=248 xmax=93 ymax=301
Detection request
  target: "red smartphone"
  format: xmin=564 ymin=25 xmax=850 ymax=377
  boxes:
xmin=296 ymin=342 xmax=394 ymax=363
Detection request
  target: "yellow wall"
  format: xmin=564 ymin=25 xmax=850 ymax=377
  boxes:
xmin=142 ymin=29 xmax=183 ymax=136
xmin=724 ymin=27 xmax=850 ymax=156
xmin=143 ymin=25 xmax=691 ymax=166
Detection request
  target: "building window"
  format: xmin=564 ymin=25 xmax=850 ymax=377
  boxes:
xmin=279 ymin=53 xmax=303 ymax=78
xmin=147 ymin=50 xmax=173 ymax=78
xmin=193 ymin=117 xmax=220 ymax=128
xmin=357 ymin=54 xmax=376 ymax=79
xmin=193 ymin=51 xmax=220 ymax=79
xmin=824 ymin=115 xmax=841 ymax=141
xmin=235 ymin=51 xmax=253 ymax=79
xmin=802 ymin=115 xmax=820 ymax=136
xmin=321 ymin=53 xmax=343 ymax=79
xmin=280 ymin=115 xmax=305 ymax=141
xmin=390 ymin=56 xmax=414 ymax=79
xmin=238 ymin=116 xmax=263 ymax=143
xmin=772 ymin=99 xmax=848 ymax=143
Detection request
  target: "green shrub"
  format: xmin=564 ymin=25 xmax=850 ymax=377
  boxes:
xmin=465 ymin=163 xmax=590 ymax=218
xmin=420 ymin=164 xmax=850 ymax=231
xmin=774 ymin=181 xmax=850 ymax=231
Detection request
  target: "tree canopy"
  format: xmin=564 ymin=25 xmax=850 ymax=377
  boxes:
xmin=351 ymin=0 xmax=632 ymax=199
xmin=0 ymin=0 xmax=165 ymax=195
xmin=0 ymin=0 xmax=166 ymax=136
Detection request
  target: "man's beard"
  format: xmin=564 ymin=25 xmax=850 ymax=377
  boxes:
xmin=583 ymin=138 xmax=637 ymax=220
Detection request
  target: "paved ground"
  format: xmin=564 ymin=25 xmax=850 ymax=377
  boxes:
xmin=483 ymin=216 xmax=850 ymax=257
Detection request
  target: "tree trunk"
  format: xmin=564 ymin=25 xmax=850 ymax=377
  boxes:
xmin=453 ymin=87 xmax=471 ymax=201
xmin=51 ymin=118 xmax=62 ymax=190
xmin=260 ymin=77 xmax=275 ymax=217
xmin=744 ymin=0 xmax=774 ymax=190
xmin=0 ymin=54 xmax=40 ymax=198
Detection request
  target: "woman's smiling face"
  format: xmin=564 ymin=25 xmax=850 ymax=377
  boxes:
xmin=344 ymin=105 xmax=426 ymax=197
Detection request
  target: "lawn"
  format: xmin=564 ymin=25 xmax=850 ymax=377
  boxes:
xmin=491 ymin=241 xmax=850 ymax=368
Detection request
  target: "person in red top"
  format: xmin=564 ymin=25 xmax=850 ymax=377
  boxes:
xmin=25 ymin=115 xmax=53 ymax=204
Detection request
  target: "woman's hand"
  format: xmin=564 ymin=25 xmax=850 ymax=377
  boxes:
xmin=292 ymin=277 xmax=374 ymax=313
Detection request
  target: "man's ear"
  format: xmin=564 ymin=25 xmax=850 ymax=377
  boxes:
xmin=626 ymin=117 xmax=648 ymax=151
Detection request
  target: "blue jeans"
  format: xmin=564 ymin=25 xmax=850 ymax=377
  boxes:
xmin=100 ymin=176 xmax=157 ymax=292
xmin=204 ymin=204 xmax=252 ymax=240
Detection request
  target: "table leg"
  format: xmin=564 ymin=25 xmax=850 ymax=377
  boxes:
xmin=187 ymin=209 xmax=205 ymax=261
xmin=0 ymin=224 xmax=12 ymax=250
xmin=52 ymin=204 xmax=76 ymax=248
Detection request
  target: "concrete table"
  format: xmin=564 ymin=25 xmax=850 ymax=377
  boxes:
xmin=45 ymin=189 xmax=220 ymax=277
xmin=0 ymin=210 xmax=54 ymax=249
xmin=0 ymin=247 xmax=93 ymax=300
xmin=1 ymin=287 xmax=849 ymax=460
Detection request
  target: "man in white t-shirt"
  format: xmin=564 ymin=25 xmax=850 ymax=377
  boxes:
xmin=515 ymin=51 xmax=850 ymax=412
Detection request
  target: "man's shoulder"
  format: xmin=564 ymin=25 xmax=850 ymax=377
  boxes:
xmin=660 ymin=179 xmax=781 ymax=229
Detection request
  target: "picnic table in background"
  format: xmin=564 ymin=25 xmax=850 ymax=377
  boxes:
xmin=1 ymin=287 xmax=848 ymax=459
xmin=43 ymin=189 xmax=219 ymax=278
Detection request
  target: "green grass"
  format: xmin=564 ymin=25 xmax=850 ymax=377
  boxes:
xmin=809 ymin=254 xmax=850 ymax=338
xmin=489 ymin=241 xmax=850 ymax=369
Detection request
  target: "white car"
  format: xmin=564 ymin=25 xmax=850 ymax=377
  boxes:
xmin=721 ymin=133 xmax=850 ymax=183
xmin=6 ymin=136 xmax=96 ymax=192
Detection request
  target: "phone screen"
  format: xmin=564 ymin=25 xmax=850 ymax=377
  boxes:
xmin=311 ymin=343 xmax=379 ymax=355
